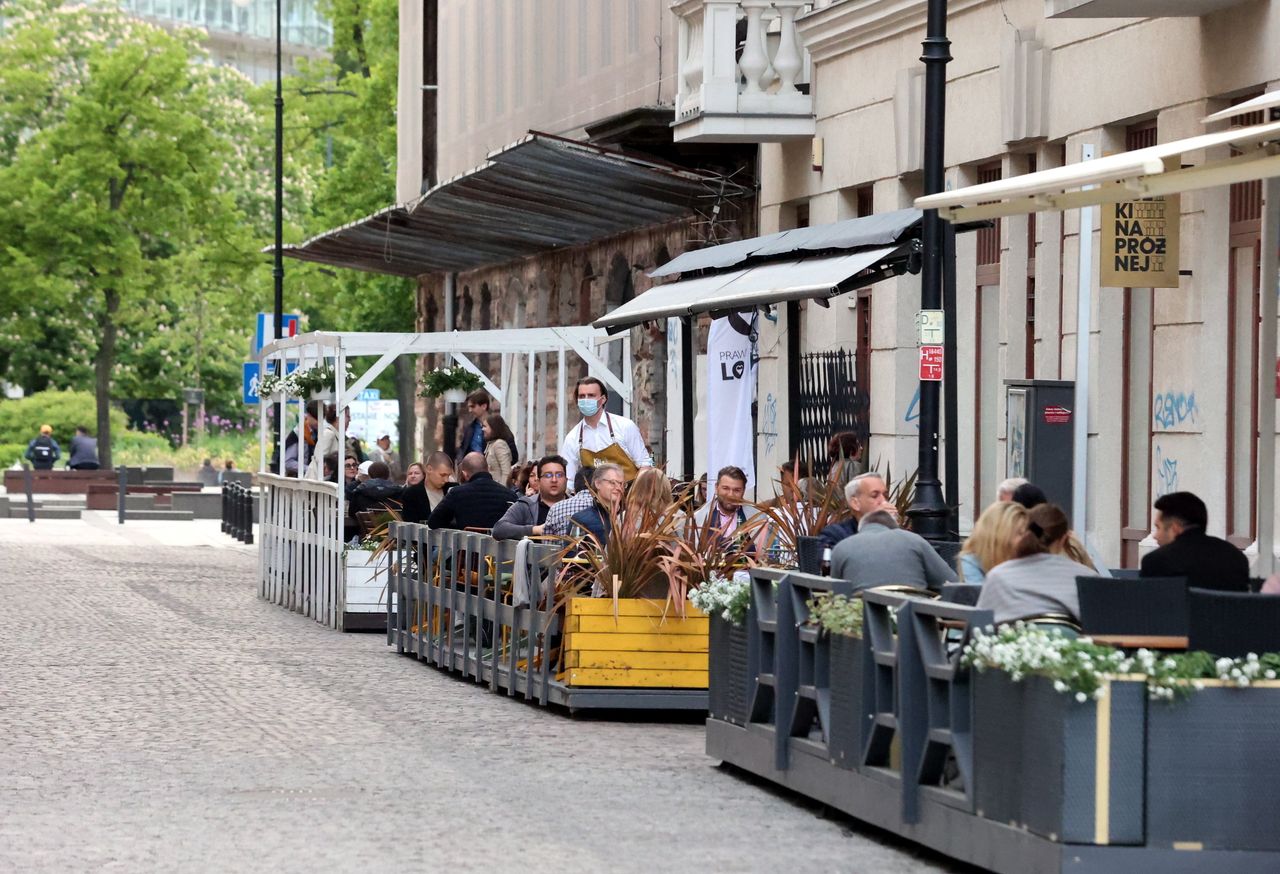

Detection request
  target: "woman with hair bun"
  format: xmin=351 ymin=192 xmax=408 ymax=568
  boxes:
xmin=975 ymin=503 xmax=1095 ymax=626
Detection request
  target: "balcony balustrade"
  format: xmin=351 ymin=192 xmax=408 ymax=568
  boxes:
xmin=672 ymin=0 xmax=821 ymax=143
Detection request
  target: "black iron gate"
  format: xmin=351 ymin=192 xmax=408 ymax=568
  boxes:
xmin=793 ymin=349 xmax=868 ymax=478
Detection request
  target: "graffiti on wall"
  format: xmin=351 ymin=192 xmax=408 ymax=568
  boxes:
xmin=761 ymin=392 xmax=778 ymax=456
xmin=1153 ymin=391 xmax=1199 ymax=430
xmin=1155 ymin=445 xmax=1180 ymax=498
xmin=903 ymin=386 xmax=921 ymax=431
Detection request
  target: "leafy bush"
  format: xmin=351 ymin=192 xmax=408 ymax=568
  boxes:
xmin=0 ymin=390 xmax=127 ymax=446
xmin=808 ymin=591 xmax=864 ymax=638
xmin=0 ymin=442 xmax=26 ymax=467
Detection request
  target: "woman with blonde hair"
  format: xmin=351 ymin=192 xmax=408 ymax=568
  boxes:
xmin=624 ymin=467 xmax=675 ymax=531
xmin=958 ymin=501 xmax=1026 ymax=582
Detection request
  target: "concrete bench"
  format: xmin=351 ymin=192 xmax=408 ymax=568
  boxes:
xmin=3 ymin=469 xmax=116 ymax=495
xmin=85 ymin=482 xmax=203 ymax=511
xmin=172 ymin=490 xmax=258 ymax=521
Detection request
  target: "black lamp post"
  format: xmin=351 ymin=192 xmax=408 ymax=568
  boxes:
xmin=272 ymin=0 xmax=284 ymax=345
xmin=906 ymin=0 xmax=952 ymax=540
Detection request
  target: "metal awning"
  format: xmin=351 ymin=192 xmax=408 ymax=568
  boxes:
xmin=277 ymin=133 xmax=742 ymax=277
xmin=593 ymin=244 xmax=912 ymax=331
xmin=649 ymin=207 xmax=922 ymax=276
xmin=915 ymin=119 xmax=1280 ymax=222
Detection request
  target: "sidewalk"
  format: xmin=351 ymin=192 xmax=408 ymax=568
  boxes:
xmin=0 ymin=511 xmax=256 ymax=551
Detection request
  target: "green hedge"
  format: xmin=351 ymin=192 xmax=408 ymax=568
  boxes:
xmin=0 ymin=390 xmax=128 ymax=446
xmin=0 ymin=442 xmax=25 ymax=467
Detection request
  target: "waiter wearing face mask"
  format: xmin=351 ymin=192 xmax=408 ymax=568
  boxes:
xmin=559 ymin=376 xmax=653 ymax=488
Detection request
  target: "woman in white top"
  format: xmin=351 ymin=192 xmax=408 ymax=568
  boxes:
xmin=976 ymin=503 xmax=1095 ymax=626
xmin=306 ymin=403 xmax=341 ymax=478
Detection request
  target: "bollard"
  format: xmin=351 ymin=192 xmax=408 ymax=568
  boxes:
xmin=242 ymin=485 xmax=254 ymax=545
xmin=23 ymin=465 xmax=35 ymax=523
xmin=117 ymin=465 xmax=127 ymax=525
xmin=221 ymin=483 xmax=230 ymax=535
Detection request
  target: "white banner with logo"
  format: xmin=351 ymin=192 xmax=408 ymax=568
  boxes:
xmin=706 ymin=312 xmax=758 ymax=488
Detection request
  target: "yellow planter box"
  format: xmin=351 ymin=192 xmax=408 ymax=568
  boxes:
xmin=562 ymin=598 xmax=710 ymax=689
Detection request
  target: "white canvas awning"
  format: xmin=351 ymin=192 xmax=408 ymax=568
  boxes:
xmin=593 ymin=245 xmax=908 ymax=331
xmin=915 ymin=119 xmax=1280 ymax=223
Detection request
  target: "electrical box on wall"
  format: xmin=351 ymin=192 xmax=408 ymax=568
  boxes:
xmin=1005 ymin=379 xmax=1075 ymax=521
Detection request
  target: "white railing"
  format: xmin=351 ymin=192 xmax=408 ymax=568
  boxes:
xmin=672 ymin=0 xmax=816 ymax=141
xmin=259 ymin=473 xmax=344 ymax=629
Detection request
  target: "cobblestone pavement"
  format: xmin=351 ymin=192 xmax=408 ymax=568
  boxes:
xmin=0 ymin=530 xmax=966 ymax=873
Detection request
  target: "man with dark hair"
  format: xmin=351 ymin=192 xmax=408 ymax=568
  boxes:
xmin=693 ymin=466 xmax=762 ymax=539
xmin=350 ymin=461 xmax=403 ymax=514
xmin=67 ymin=426 xmax=99 ymax=470
xmin=427 ymin=452 xmax=517 ymax=531
xmin=1141 ymin=491 xmax=1249 ymax=592
xmin=559 ymin=376 xmax=651 ymax=486
xmin=458 ymin=389 xmax=491 ymax=461
xmin=494 ymin=454 xmax=568 ymax=540
xmin=545 ymin=467 xmax=597 ymax=537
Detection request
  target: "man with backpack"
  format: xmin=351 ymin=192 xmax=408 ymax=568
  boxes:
xmin=25 ymin=425 xmax=61 ymax=470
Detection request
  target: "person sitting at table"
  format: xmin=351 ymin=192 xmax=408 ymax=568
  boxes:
xmin=568 ymin=462 xmax=627 ymax=548
xmin=544 ymin=469 xmax=597 ymax=537
xmin=493 ymin=455 xmax=568 ymax=540
xmin=957 ymin=501 xmax=1026 ymax=582
xmin=818 ymin=472 xmax=895 ymax=549
xmin=426 ymin=452 xmax=517 ymax=531
xmin=976 ymin=503 xmax=1094 ymax=626
xmin=1141 ymin=490 xmax=1249 ymax=592
xmin=349 ymin=461 xmax=403 ymax=515
xmin=829 ymin=509 xmax=957 ymax=593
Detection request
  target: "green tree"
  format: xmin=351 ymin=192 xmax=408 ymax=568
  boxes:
xmin=0 ymin=2 xmax=268 ymax=463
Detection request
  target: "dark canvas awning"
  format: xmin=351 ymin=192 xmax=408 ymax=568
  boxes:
xmin=278 ymin=133 xmax=743 ymax=277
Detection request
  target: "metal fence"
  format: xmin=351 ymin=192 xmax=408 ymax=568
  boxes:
xmin=795 ymin=350 xmax=868 ymax=477
xmin=222 ymin=482 xmax=254 ymax=544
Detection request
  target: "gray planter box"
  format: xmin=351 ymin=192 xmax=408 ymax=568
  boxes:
xmin=1146 ymin=685 xmax=1280 ymax=851
xmin=708 ymin=616 xmax=749 ymax=725
xmin=826 ymin=631 xmax=865 ymax=770
xmin=973 ymin=671 xmax=1146 ymax=845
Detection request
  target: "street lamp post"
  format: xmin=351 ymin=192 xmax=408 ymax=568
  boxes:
xmin=906 ymin=0 xmax=953 ymax=540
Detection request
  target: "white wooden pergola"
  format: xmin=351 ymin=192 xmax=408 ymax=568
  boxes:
xmin=916 ymin=97 xmax=1280 ymax=574
xmin=256 ymin=326 xmax=633 ymax=474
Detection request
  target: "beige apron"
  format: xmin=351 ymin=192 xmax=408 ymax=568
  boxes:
xmin=578 ymin=414 xmax=640 ymax=481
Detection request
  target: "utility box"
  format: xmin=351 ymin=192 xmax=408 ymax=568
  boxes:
xmin=1004 ymin=380 xmax=1075 ymax=520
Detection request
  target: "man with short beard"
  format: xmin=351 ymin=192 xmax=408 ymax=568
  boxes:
xmin=493 ymin=455 xmax=568 ymax=540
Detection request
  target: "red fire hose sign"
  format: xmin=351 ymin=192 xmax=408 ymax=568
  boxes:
xmin=1043 ymin=405 xmax=1072 ymax=425
xmin=919 ymin=345 xmax=943 ymax=381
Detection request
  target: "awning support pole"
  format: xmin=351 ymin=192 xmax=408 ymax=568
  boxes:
xmin=1072 ymin=144 xmax=1096 ymax=536
xmin=557 ymin=348 xmax=567 ymax=447
xmin=682 ymin=316 xmax=695 ymax=481
xmin=943 ymin=222 xmax=959 ymax=537
xmin=1256 ymin=175 xmax=1278 ymax=576
xmin=907 ymin=0 xmax=952 ymax=543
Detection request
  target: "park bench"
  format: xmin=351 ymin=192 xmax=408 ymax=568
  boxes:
xmin=3 ymin=469 xmax=116 ymax=495
xmin=85 ymin=482 xmax=203 ymax=511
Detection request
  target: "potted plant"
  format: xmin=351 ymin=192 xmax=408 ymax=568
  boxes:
xmin=420 ymin=365 xmax=484 ymax=403
xmin=691 ymin=570 xmax=752 ymax=725
xmin=807 ymin=591 xmax=865 ymax=769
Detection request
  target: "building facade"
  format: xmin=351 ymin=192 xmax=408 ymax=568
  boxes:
xmin=710 ymin=0 xmax=1279 ymax=566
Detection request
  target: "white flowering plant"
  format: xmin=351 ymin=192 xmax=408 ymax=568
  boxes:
xmin=807 ymin=591 xmax=864 ymax=638
xmin=962 ymin=623 xmax=1280 ymax=703
xmin=690 ymin=571 xmax=752 ymax=626
xmin=258 ymin=362 xmax=352 ymax=399
xmin=420 ymin=365 xmax=484 ymax=398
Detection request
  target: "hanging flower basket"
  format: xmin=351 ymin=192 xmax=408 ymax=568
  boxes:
xmin=420 ymin=365 xmax=484 ymax=399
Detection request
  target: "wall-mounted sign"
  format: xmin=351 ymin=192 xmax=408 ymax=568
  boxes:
xmin=919 ymin=345 xmax=943 ymax=381
xmin=1100 ymin=194 xmax=1180 ymax=288
xmin=1043 ymin=404 xmax=1072 ymax=425
xmin=915 ymin=309 xmax=945 ymax=346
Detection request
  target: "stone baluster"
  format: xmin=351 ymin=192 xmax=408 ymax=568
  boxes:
xmin=771 ymin=0 xmax=805 ymax=94
xmin=680 ymin=9 xmax=705 ymax=112
xmin=739 ymin=0 xmax=772 ymax=94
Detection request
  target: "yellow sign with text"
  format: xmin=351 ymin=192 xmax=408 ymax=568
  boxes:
xmin=1100 ymin=194 xmax=1180 ymax=288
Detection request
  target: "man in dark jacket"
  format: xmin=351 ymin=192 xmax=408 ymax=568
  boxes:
xmin=25 ymin=425 xmax=60 ymax=470
xmin=67 ymin=426 xmax=99 ymax=470
xmin=493 ymin=455 xmax=568 ymax=540
xmin=818 ymin=472 xmax=895 ymax=549
xmin=427 ymin=452 xmax=516 ymax=531
xmin=349 ymin=461 xmax=403 ymax=515
xmin=1141 ymin=491 xmax=1249 ymax=592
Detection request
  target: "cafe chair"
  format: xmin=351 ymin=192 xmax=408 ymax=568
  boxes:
xmin=862 ymin=584 xmax=940 ymax=600
xmin=796 ymin=535 xmax=825 ymax=575
xmin=1020 ymin=612 xmax=1082 ymax=638
xmin=1188 ymin=588 xmax=1280 ymax=658
xmin=1109 ymin=568 xmax=1142 ymax=580
xmin=929 ymin=540 xmax=963 ymax=568
xmin=940 ymin=583 xmax=982 ymax=606
xmin=1077 ymin=575 xmax=1188 ymax=637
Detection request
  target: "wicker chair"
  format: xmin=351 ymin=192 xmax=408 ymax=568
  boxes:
xmin=862 ymin=583 xmax=940 ymax=601
xmin=1076 ymin=575 xmax=1188 ymax=637
xmin=1021 ymin=612 xmax=1082 ymax=638
xmin=796 ymin=535 xmax=826 ymax=574
xmin=1188 ymin=588 xmax=1280 ymax=658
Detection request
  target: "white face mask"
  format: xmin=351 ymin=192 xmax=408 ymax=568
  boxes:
xmin=577 ymin=398 xmax=600 ymax=417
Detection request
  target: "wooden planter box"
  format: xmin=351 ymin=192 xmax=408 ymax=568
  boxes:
xmin=973 ymin=671 xmax=1147 ymax=845
xmin=1145 ymin=681 xmax=1280 ymax=851
xmin=826 ymin=631 xmax=865 ymax=770
xmin=708 ymin=615 xmax=749 ymax=724
xmin=563 ymin=598 xmax=708 ymax=688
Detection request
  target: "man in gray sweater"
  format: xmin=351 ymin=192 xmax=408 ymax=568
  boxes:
xmin=829 ymin=510 xmax=958 ymax=592
xmin=493 ymin=454 xmax=568 ymax=540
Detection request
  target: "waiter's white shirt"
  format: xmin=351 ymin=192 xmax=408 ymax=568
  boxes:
xmin=560 ymin=412 xmax=652 ymax=486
